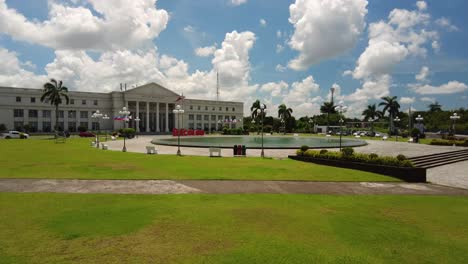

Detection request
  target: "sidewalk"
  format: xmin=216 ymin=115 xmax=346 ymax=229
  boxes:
xmin=1 ymin=179 xmax=467 ymax=196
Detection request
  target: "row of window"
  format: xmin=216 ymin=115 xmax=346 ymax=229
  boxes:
xmin=14 ymin=109 xmax=95 ymax=119
xmin=13 ymin=121 xmax=100 ymax=133
xmin=187 ymin=114 xmax=237 ymax=121
xmin=15 ymin=96 xmax=98 ymax=106
xmin=189 ymin=105 xmax=236 ymax=112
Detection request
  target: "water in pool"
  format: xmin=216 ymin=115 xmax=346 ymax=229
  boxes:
xmin=152 ymin=136 xmax=366 ymax=149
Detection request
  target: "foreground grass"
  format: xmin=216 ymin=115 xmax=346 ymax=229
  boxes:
xmin=0 ymin=138 xmax=397 ymax=181
xmin=1 ymin=193 xmax=467 ymax=263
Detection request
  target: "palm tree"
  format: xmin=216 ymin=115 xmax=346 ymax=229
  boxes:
xmin=41 ymin=79 xmax=70 ymax=136
xmin=362 ymin=104 xmax=381 ymax=135
xmin=428 ymin=101 xmax=442 ymax=112
xmin=278 ymin=104 xmax=293 ymax=134
xmin=250 ymin=100 xmax=261 ymax=120
xmin=379 ymin=96 xmax=400 ymax=135
xmin=320 ymin=102 xmax=336 ymax=133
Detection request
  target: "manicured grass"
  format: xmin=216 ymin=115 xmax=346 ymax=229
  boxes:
xmin=0 ymin=138 xmax=398 ymax=181
xmin=1 ymin=193 xmax=467 ymax=263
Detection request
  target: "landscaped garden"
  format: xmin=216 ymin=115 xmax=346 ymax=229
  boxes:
xmin=0 ymin=193 xmax=467 ymax=263
xmin=0 ymin=137 xmax=399 ymax=181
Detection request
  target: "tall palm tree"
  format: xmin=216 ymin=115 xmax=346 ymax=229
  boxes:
xmin=278 ymin=104 xmax=293 ymax=134
xmin=379 ymin=96 xmax=400 ymax=134
xmin=41 ymin=79 xmax=70 ymax=135
xmin=320 ymin=102 xmax=336 ymax=133
xmin=428 ymin=101 xmax=442 ymax=112
xmin=250 ymin=100 xmax=261 ymax=120
xmin=362 ymin=104 xmax=381 ymax=135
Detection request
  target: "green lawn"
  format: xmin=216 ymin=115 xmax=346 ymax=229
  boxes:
xmin=0 ymin=137 xmax=398 ymax=181
xmin=1 ymin=193 xmax=467 ymax=263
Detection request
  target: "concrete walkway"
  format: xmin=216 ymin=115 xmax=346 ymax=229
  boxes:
xmin=1 ymin=179 xmax=467 ymax=196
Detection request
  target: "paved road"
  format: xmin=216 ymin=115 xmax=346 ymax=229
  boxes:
xmin=1 ymin=179 xmax=467 ymax=196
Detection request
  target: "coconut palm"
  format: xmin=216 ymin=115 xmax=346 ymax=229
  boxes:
xmin=278 ymin=104 xmax=293 ymax=134
xmin=428 ymin=101 xmax=442 ymax=112
xmin=320 ymin=102 xmax=336 ymax=133
xmin=362 ymin=104 xmax=381 ymax=135
xmin=41 ymin=79 xmax=70 ymax=136
xmin=250 ymin=100 xmax=261 ymax=120
xmin=379 ymin=96 xmax=400 ymax=134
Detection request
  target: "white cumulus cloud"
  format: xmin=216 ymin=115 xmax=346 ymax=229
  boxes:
xmin=415 ymin=66 xmax=429 ymax=82
xmin=400 ymin=97 xmax=415 ymax=104
xmin=410 ymin=81 xmax=468 ymax=95
xmin=195 ymin=45 xmax=217 ymax=57
xmin=287 ymin=0 xmax=368 ymax=70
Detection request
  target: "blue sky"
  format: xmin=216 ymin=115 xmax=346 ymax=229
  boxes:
xmin=0 ymin=0 xmax=467 ymax=117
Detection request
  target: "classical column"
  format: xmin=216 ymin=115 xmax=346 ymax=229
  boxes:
xmin=156 ymin=102 xmax=160 ymax=132
xmin=64 ymin=110 xmax=68 ymax=131
xmin=51 ymin=109 xmax=56 ymax=131
xmin=136 ymin=101 xmax=140 ymax=132
xmin=146 ymin=101 xmax=150 ymax=132
xmin=87 ymin=111 xmax=92 ymax=131
xmin=165 ymin=103 xmax=169 ymax=132
xmin=38 ymin=109 xmax=43 ymax=131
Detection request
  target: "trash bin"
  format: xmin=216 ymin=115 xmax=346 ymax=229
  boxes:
xmin=237 ymin=145 xmax=242 ymax=155
xmin=233 ymin=145 xmax=237 ymax=155
xmin=242 ymin=145 xmax=246 ymax=156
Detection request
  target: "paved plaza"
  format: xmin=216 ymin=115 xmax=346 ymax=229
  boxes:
xmin=103 ymin=135 xmax=468 ymax=189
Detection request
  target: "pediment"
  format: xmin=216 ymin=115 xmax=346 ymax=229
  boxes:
xmin=125 ymin=83 xmax=180 ymax=99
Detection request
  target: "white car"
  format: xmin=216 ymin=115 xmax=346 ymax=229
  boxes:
xmin=2 ymin=131 xmax=29 ymax=139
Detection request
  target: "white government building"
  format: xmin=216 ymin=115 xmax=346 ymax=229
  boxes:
xmin=0 ymin=82 xmax=244 ymax=133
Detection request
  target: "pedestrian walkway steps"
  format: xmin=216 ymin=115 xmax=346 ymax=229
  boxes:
xmin=409 ymin=149 xmax=468 ymax=169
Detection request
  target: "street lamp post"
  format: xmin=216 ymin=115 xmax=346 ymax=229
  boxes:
xmin=260 ymin=104 xmax=266 ymax=158
xmin=335 ymin=101 xmax=347 ymax=151
xmin=91 ymin=110 xmax=103 ymax=148
xmin=173 ymin=105 xmax=185 ymax=156
xmin=450 ymin=113 xmax=460 ymax=135
xmin=134 ymin=117 xmax=141 ymax=138
xmin=102 ymin=114 xmax=110 ymax=142
xmin=394 ymin=116 xmax=401 ymax=142
xmin=119 ymin=107 xmax=131 ymax=152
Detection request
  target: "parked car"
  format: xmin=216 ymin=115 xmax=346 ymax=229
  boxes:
xmin=2 ymin=131 xmax=29 ymax=139
xmin=79 ymin=131 xmax=96 ymax=137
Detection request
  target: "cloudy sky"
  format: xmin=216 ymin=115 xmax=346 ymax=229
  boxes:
xmin=0 ymin=0 xmax=467 ymax=117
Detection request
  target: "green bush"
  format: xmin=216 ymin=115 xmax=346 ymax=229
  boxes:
xmin=411 ymin=128 xmax=420 ymax=137
xmin=119 ymin=128 xmax=136 ymax=138
xmin=301 ymin=149 xmax=413 ymax=167
xmin=319 ymin=149 xmax=328 ymax=154
xmin=341 ymin=147 xmax=354 ymax=157
xmin=300 ymin=145 xmax=309 ymax=152
xmin=396 ymin=154 xmax=407 ymax=161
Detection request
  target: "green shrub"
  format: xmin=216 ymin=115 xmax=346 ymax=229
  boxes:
xmin=300 ymin=145 xmax=309 ymax=152
xmin=0 ymin=123 xmax=6 ymax=132
xmin=341 ymin=147 xmax=354 ymax=157
xmin=430 ymin=139 xmax=468 ymax=147
xmin=396 ymin=154 xmax=407 ymax=161
xmin=411 ymin=128 xmax=420 ymax=138
xmin=119 ymin=128 xmax=136 ymax=138
xmin=299 ymin=148 xmax=413 ymax=167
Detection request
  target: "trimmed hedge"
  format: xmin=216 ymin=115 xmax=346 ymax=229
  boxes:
xmin=296 ymin=149 xmax=414 ymax=168
xmin=430 ymin=139 xmax=468 ymax=147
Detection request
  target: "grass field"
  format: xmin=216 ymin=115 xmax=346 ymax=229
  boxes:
xmin=0 ymin=137 xmax=398 ymax=181
xmin=1 ymin=193 xmax=467 ymax=264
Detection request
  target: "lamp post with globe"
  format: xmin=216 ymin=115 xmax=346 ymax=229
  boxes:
xmin=91 ymin=110 xmax=103 ymax=148
xmin=119 ymin=107 xmax=131 ymax=152
xmin=102 ymin=114 xmax=110 ymax=142
xmin=450 ymin=113 xmax=460 ymax=135
xmin=173 ymin=105 xmax=185 ymax=156
xmin=134 ymin=116 xmax=141 ymax=138
xmin=394 ymin=116 xmax=401 ymax=142
xmin=259 ymin=104 xmax=266 ymax=158
xmin=335 ymin=101 xmax=347 ymax=151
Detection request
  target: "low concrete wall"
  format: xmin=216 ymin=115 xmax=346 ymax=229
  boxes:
xmin=289 ymin=155 xmax=426 ymax=183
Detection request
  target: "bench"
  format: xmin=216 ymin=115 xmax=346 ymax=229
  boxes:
xmin=101 ymin=144 xmax=108 ymax=150
xmin=146 ymin=145 xmax=157 ymax=154
xmin=209 ymin=147 xmax=221 ymax=157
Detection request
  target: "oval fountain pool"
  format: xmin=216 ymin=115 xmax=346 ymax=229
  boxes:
xmin=152 ymin=136 xmax=366 ymax=149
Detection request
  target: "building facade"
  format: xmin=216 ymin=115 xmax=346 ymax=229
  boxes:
xmin=0 ymin=83 xmax=244 ymax=133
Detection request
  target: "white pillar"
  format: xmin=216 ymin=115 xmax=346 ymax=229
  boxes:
xmin=156 ymin=102 xmax=160 ymax=132
xmin=165 ymin=103 xmax=169 ymax=132
xmin=64 ymin=110 xmax=68 ymax=131
xmin=146 ymin=101 xmax=150 ymax=132
xmin=136 ymin=101 xmax=140 ymax=132
xmin=38 ymin=110 xmax=43 ymax=131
